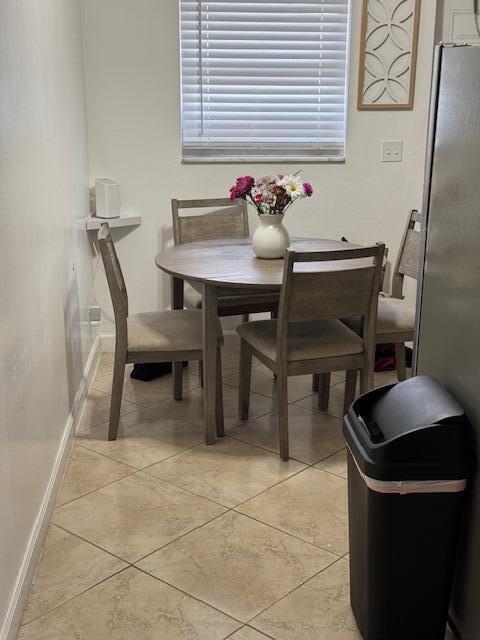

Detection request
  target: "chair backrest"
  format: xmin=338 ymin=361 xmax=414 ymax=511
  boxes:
xmin=98 ymin=223 xmax=128 ymax=345
xmin=391 ymin=209 xmax=423 ymax=298
xmin=171 ymin=197 xmax=249 ymax=245
xmin=277 ymin=244 xmax=385 ymax=358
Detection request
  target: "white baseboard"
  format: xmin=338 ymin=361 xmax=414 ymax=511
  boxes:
xmin=1 ymin=336 xmax=101 ymax=640
xmin=100 ymin=333 xmax=115 ymax=353
xmin=71 ymin=335 xmax=102 ymax=431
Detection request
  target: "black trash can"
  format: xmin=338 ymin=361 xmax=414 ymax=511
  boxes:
xmin=343 ymin=375 xmax=472 ymax=640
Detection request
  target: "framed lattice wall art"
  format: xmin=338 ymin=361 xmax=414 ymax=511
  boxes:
xmin=358 ymin=0 xmax=421 ymax=110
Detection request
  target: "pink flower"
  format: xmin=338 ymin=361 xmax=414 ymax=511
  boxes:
xmin=255 ymin=175 xmax=276 ymax=187
xmin=229 ymin=175 xmax=254 ymax=200
xmin=303 ymin=182 xmax=313 ymax=197
xmin=263 ymin=192 xmax=275 ymax=204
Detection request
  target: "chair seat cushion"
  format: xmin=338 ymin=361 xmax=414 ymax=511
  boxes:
xmin=127 ymin=310 xmax=223 ymax=353
xmin=376 ymin=297 xmax=415 ymax=335
xmin=343 ymin=297 xmax=415 ymax=339
xmin=237 ymin=318 xmax=363 ymax=362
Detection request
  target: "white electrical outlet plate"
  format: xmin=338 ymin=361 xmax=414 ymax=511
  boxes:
xmin=89 ymin=306 xmax=101 ymax=325
xmin=382 ymin=140 xmax=403 ymax=163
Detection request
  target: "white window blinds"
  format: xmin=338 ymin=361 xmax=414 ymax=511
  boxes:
xmin=180 ymin=0 xmax=350 ymax=161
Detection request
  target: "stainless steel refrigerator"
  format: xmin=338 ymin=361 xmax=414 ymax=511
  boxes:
xmin=415 ymin=44 xmax=480 ymax=640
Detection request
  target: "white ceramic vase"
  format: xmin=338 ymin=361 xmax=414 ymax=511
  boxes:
xmin=252 ymin=213 xmax=290 ymax=259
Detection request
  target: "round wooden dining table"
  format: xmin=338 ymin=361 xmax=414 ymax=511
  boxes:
xmin=155 ymin=237 xmax=354 ymax=445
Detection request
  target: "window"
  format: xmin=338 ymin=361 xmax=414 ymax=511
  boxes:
xmin=180 ymin=0 xmax=350 ymax=162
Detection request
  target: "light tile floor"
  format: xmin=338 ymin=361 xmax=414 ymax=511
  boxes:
xmin=19 ymin=343 xmax=453 ymax=639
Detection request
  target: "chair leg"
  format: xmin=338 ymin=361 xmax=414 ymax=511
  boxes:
xmin=395 ymin=343 xmax=407 ymax=381
xmin=277 ymin=373 xmax=289 ymax=461
xmin=359 ymin=366 xmax=374 ymax=395
xmin=344 ymin=370 xmax=357 ymax=416
xmin=271 ymin=310 xmax=278 ymax=379
xmin=173 ymin=362 xmax=183 ymax=401
xmin=242 ymin=313 xmax=249 ymax=323
xmin=312 ymin=374 xmax=319 ymax=392
xmin=317 ymin=373 xmax=331 ymax=411
xmin=216 ymin=349 xmax=224 ymax=437
xmin=239 ymin=339 xmax=252 ymax=421
xmin=109 ymin=352 xmax=126 ymax=441
xmin=199 ymin=360 xmax=204 ymax=388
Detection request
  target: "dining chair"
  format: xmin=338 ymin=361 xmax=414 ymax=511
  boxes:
xmin=237 ymin=244 xmax=385 ymax=460
xmin=171 ymin=197 xmax=280 ymax=318
xmin=377 ymin=209 xmax=422 ymax=379
xmin=98 ymin=222 xmax=224 ymax=441
xmin=314 ymin=211 xmax=421 ymax=407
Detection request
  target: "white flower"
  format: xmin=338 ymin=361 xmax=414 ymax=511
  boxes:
xmin=277 ymin=174 xmax=306 ymax=200
xmin=260 ymin=203 xmax=271 ymax=214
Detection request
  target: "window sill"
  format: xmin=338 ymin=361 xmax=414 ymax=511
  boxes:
xmin=181 ymin=156 xmax=345 ymax=165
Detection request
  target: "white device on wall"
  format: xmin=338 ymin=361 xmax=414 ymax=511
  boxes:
xmin=95 ymin=178 xmax=121 ymax=219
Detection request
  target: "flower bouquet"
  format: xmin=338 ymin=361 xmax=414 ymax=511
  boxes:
xmin=229 ymin=173 xmax=313 ymax=259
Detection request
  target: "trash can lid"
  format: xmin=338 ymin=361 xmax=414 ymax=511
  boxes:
xmin=343 ymin=376 xmax=473 ymax=481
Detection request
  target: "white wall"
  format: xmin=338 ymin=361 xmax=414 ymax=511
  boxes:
xmin=441 ymin=0 xmax=480 ymax=42
xmin=0 ymin=0 xmax=94 ymax=635
xmin=80 ymin=0 xmax=437 ymax=332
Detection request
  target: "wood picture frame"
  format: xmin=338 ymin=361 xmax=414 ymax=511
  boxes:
xmin=357 ymin=0 xmax=421 ymax=110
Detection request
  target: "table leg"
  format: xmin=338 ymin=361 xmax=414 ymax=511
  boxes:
xmin=202 ymin=284 xmax=221 ymax=444
xmin=171 ymin=277 xmax=184 ymax=401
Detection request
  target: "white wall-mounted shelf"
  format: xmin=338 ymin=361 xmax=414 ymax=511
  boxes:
xmin=86 ymin=215 xmax=142 ymax=231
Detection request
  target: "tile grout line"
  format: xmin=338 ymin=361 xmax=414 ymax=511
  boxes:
xmin=75 ymin=403 xmax=138 ymax=433
xmin=74 ymin=434 xmax=305 ymax=515
xmin=223 ymin=371 xmax=345 ymax=405
xmin=88 ymin=368 xmax=344 ymax=436
xmin=139 ymin=436 xmax=334 ymax=511
xmin=84 ymin=383 xmax=276 ymax=440
xmin=227 ymin=429 xmax=346 ymax=468
xmin=150 ymin=379 xmax=277 ymax=425
xmin=42 ymin=370 xmax=351 ymax=620
xmin=76 ymin=418 xmax=344 ymax=477
xmin=232 ymin=465 xmax=311 ymax=510
xmin=55 ymin=463 xmax=138 ymax=509
xmin=24 ymin=551 xmax=246 ymax=635
xmin=91 ymin=374 xmax=202 ymax=411
xmin=140 ymin=470 xmax=234 ymax=511
xmin=132 ymin=509 xmax=234 ymax=566
xmin=23 ymin=376 xmax=354 ymax=635
xmin=24 ymin=511 xmax=344 ymax=636
xmin=59 ymin=448 xmax=347 ymax=561
xmin=63 ymin=422 xmax=347 ymax=524
xmin=70 ymin=437 xmax=346 ymax=522
xmin=290 ymin=396 xmax=345 ymax=421
xmin=224 ymin=432 xmax=307 ymax=465
xmin=51 ymin=522 xmax=136 ymax=565
xmin=53 ymin=478 xmax=231 ymax=556
xmin=67 ymin=434 xmax=330 ymax=516
xmin=76 ymin=431 xmax=205 ymax=473
xmin=222 ymin=378 xmax=319 ymax=408
xmin=20 ymin=564 xmax=130 ymax=629
xmin=124 ymin=455 xmax=345 ymax=559
xmin=245 ymin=554 xmax=347 ymax=631
xmin=133 ymin=565 xmax=246 ymax=627
xmin=67 ymin=442 xmax=138 ymax=470
xmin=246 ymin=627 xmax=276 ymax=640
xmin=223 ymin=625 xmax=276 ymax=640
xmin=232 ymin=509 xmax=344 ymax=559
